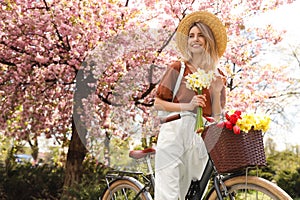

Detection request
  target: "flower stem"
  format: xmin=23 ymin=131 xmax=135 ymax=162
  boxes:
xmin=195 ymin=89 xmax=204 ymax=134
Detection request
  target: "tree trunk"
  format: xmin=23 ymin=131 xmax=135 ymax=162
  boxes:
xmin=104 ymin=131 xmax=110 ymax=166
xmin=61 ymin=62 xmax=96 ymax=198
xmin=62 ymin=118 xmax=87 ymax=198
xmin=29 ymin=136 xmax=39 ymax=164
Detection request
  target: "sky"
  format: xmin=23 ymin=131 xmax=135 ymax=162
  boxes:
xmin=247 ymin=0 xmax=300 ymax=151
xmin=249 ymin=0 xmax=300 ymax=41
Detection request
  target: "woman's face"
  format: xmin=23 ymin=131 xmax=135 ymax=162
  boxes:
xmin=187 ymin=26 xmax=206 ymax=55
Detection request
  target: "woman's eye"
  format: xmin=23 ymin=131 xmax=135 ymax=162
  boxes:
xmin=188 ymin=33 xmax=203 ymax=38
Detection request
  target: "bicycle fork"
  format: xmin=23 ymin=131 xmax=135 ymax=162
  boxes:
xmin=213 ymin=174 xmax=234 ymax=200
xmin=208 ymin=158 xmax=234 ymax=200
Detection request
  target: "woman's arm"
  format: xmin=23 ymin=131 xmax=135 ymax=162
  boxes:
xmin=210 ymin=74 xmax=225 ymax=120
xmin=211 ymin=92 xmax=222 ymax=120
xmin=154 ymin=95 xmax=207 ymax=112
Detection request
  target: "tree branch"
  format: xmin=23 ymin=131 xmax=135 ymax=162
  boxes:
xmin=268 ymin=91 xmax=300 ymax=99
xmin=125 ymin=0 xmax=129 ymax=7
xmin=289 ymin=44 xmax=300 ymax=67
xmin=0 ymin=59 xmax=16 ymax=66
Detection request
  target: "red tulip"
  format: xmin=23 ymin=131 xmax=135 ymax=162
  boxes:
xmin=216 ymin=121 xmax=225 ymax=128
xmin=205 ymin=116 xmax=215 ymax=123
xmin=225 ymin=121 xmax=233 ymax=130
xmin=229 ymin=113 xmax=239 ymax=124
xmin=234 ymin=110 xmax=242 ymax=117
xmin=225 ymin=112 xmax=230 ymax=121
xmin=233 ymin=125 xmax=241 ymax=134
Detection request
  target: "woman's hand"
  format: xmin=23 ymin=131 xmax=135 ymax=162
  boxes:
xmin=189 ymin=94 xmax=207 ymax=110
xmin=209 ymin=73 xmax=224 ymax=95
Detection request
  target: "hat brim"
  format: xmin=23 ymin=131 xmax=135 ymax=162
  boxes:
xmin=176 ymin=11 xmax=227 ymax=58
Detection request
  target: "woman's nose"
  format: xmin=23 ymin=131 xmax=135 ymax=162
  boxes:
xmin=193 ymin=35 xmax=200 ymax=41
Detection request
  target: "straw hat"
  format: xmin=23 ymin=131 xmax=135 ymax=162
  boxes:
xmin=176 ymin=11 xmax=227 ymax=58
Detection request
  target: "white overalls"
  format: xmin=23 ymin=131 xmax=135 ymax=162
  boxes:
xmin=154 ymin=112 xmax=209 ymax=200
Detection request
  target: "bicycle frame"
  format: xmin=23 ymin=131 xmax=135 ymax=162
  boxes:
xmin=197 ymin=157 xmax=215 ymax=197
xmin=188 ymin=154 xmax=242 ymax=200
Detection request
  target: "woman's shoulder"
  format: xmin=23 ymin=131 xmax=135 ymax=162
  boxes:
xmin=167 ymin=60 xmax=182 ymax=72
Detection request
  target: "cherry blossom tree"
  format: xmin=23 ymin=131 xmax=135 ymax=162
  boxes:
xmin=0 ymin=0 xmax=296 ymax=193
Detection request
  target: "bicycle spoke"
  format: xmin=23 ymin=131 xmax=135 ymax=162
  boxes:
xmin=121 ymin=188 xmax=129 ymax=200
xmin=102 ymin=179 xmax=149 ymax=200
xmin=223 ymin=186 xmax=278 ymax=199
xmin=112 ymin=187 xmax=140 ymax=200
xmin=229 ymin=190 xmax=273 ymax=199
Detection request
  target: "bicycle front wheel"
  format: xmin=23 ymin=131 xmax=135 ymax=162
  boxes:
xmin=101 ymin=176 xmax=152 ymax=200
xmin=206 ymin=176 xmax=292 ymax=200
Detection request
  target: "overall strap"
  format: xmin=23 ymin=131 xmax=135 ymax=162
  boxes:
xmin=158 ymin=61 xmax=186 ymax=120
xmin=172 ymin=61 xmax=186 ymax=101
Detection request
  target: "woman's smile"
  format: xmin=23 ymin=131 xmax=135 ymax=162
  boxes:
xmin=191 ymin=43 xmax=202 ymax=48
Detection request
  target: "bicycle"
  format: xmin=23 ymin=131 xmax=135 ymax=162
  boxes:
xmin=101 ymin=127 xmax=293 ymax=199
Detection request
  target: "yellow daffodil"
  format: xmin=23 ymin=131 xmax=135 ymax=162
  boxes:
xmin=185 ymin=69 xmax=213 ymax=133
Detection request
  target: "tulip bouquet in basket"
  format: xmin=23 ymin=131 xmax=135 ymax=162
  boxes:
xmin=217 ymin=110 xmax=271 ymax=134
xmin=185 ymin=69 xmax=214 ymax=133
xmin=203 ymin=110 xmax=271 ymax=174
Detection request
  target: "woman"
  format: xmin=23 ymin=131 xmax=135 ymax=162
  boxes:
xmin=154 ymin=11 xmax=227 ymax=199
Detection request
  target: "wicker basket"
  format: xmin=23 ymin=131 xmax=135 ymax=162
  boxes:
xmin=202 ymin=124 xmax=266 ymax=173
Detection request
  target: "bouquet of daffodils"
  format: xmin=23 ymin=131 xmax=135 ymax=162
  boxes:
xmin=186 ymin=69 xmax=213 ymax=133
xmin=217 ymin=110 xmax=271 ymax=134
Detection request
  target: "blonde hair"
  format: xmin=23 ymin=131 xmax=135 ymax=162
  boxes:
xmin=186 ymin=22 xmax=219 ymax=68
